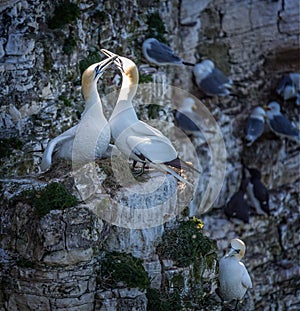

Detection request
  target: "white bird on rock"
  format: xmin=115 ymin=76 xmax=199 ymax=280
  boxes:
xmin=40 ymin=55 xmax=117 ymax=171
xmin=264 ymin=101 xmax=300 ymax=143
xmin=142 ymin=38 xmax=195 ymax=66
xmin=193 ymin=59 xmax=233 ymax=96
xmin=244 ymin=106 xmax=266 ymax=146
xmin=219 ymin=238 xmax=252 ymax=310
xmin=100 ymin=49 xmax=199 ymax=185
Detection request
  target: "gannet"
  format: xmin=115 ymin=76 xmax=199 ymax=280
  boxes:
xmin=40 ymin=55 xmax=117 ymax=171
xmin=224 ymin=178 xmax=250 ymax=223
xmin=219 ymin=238 xmax=252 ymax=310
xmin=193 ymin=59 xmax=232 ymax=96
xmin=264 ymin=101 xmax=300 ymax=142
xmin=142 ymin=38 xmax=195 ymax=66
xmin=100 ymin=49 xmax=199 ymax=185
xmin=277 ymin=73 xmax=300 ymax=103
xmin=244 ymin=106 xmax=266 ymax=146
xmin=245 ymin=167 xmax=270 ymax=215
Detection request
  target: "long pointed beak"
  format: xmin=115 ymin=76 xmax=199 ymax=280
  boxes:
xmin=101 ymin=48 xmax=118 ymax=58
xmin=100 ymin=49 xmax=125 ymax=73
xmin=98 ymin=55 xmax=118 ymax=73
xmin=225 ymin=247 xmax=236 ymax=258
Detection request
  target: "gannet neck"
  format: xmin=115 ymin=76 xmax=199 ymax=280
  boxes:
xmin=81 ymin=66 xmax=104 ymax=114
xmin=83 ymin=85 xmax=103 ymax=114
xmin=111 ymin=58 xmax=139 ymax=118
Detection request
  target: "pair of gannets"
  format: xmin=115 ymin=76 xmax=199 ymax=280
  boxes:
xmin=219 ymin=238 xmax=252 ymax=310
xmin=41 ymin=50 xmax=199 ymax=185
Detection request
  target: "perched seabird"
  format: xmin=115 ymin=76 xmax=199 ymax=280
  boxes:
xmin=173 ymin=97 xmax=202 ymax=137
xmin=277 ymin=73 xmax=300 ymax=103
xmin=244 ymin=106 xmax=266 ymax=146
xmin=193 ymin=59 xmax=233 ymax=96
xmin=40 ymin=55 xmax=117 ymax=171
xmin=245 ymin=167 xmax=270 ymax=215
xmin=142 ymin=38 xmax=195 ymax=66
xmin=219 ymin=238 xmax=252 ymax=310
xmin=264 ymin=101 xmax=300 ymax=142
xmin=224 ymin=178 xmax=250 ymax=223
xmin=100 ymin=49 xmax=199 ymax=185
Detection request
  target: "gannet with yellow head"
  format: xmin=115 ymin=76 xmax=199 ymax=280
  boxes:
xmin=219 ymin=238 xmax=252 ymax=309
xmin=40 ymin=55 xmax=117 ymax=172
xmin=100 ymin=49 xmax=199 ymax=185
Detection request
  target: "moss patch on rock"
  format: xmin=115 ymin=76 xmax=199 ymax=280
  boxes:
xmin=100 ymin=251 xmax=150 ymax=290
xmin=157 ymin=217 xmax=215 ymax=267
xmin=47 ymin=1 xmax=80 ymax=29
xmin=146 ymin=288 xmax=182 ymax=311
xmin=15 ymin=182 xmax=78 ymax=218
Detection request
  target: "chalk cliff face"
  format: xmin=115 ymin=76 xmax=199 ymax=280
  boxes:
xmin=0 ymin=0 xmax=299 ymax=310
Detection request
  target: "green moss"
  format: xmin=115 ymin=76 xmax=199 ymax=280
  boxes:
xmin=79 ymin=50 xmax=102 ymax=75
xmin=43 ymin=49 xmax=54 ymax=71
xmin=139 ymin=73 xmax=153 ymax=84
xmin=58 ymin=95 xmax=72 ymax=107
xmin=157 ymin=217 xmax=214 ymax=267
xmin=0 ymin=138 xmax=23 ymax=158
xmin=47 ymin=1 xmax=80 ymax=29
xmin=17 ymin=182 xmax=78 ymax=218
xmin=147 ymin=288 xmax=182 ymax=311
xmin=16 ymin=257 xmax=35 ymax=268
xmin=100 ymin=252 xmax=150 ymax=290
xmin=63 ymin=36 xmax=77 ymax=55
xmin=146 ymin=104 xmax=163 ymax=119
xmin=146 ymin=12 xmax=167 ymax=42
xmin=91 ymin=10 xmax=108 ymax=23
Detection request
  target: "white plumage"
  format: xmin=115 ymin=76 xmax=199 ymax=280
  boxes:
xmin=265 ymin=101 xmax=300 ymax=143
xmin=101 ymin=49 xmax=199 ymax=185
xmin=219 ymin=238 xmax=252 ymax=306
xmin=244 ymin=106 xmax=266 ymax=146
xmin=40 ymin=56 xmax=116 ymax=171
xmin=193 ymin=59 xmax=232 ymax=96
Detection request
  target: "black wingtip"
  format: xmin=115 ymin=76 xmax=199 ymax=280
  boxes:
xmin=182 ymin=61 xmax=195 ymax=66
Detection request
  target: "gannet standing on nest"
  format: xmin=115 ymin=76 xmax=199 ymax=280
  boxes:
xmin=40 ymin=55 xmax=117 ymax=171
xmin=219 ymin=238 xmax=252 ymax=310
xmin=264 ymin=101 xmax=300 ymax=143
xmin=100 ymin=49 xmax=199 ymax=185
xmin=142 ymin=38 xmax=195 ymax=66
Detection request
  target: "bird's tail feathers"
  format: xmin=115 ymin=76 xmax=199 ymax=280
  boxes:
xmin=165 ymin=157 xmax=201 ymax=175
xmin=182 ymin=61 xmax=195 ymax=67
xmin=152 ymin=163 xmax=193 ymax=186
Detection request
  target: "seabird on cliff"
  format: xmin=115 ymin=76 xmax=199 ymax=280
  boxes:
xmin=219 ymin=238 xmax=252 ymax=310
xmin=245 ymin=167 xmax=270 ymax=215
xmin=264 ymin=101 xmax=300 ymax=142
xmin=142 ymin=38 xmax=195 ymax=66
xmin=244 ymin=106 xmax=266 ymax=146
xmin=100 ymin=49 xmax=200 ymax=185
xmin=193 ymin=59 xmax=233 ymax=96
xmin=40 ymin=55 xmax=117 ymax=171
xmin=173 ymin=97 xmax=202 ymax=137
xmin=277 ymin=73 xmax=300 ymax=104
xmin=224 ymin=178 xmax=250 ymax=223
